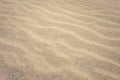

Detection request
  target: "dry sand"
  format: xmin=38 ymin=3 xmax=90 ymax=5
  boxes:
xmin=0 ymin=0 xmax=120 ymax=80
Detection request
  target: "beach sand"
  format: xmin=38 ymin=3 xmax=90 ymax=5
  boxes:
xmin=0 ymin=0 xmax=120 ymax=80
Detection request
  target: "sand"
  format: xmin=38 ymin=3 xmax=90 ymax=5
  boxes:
xmin=0 ymin=0 xmax=120 ymax=80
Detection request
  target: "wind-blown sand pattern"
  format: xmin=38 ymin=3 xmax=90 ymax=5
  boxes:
xmin=0 ymin=0 xmax=120 ymax=80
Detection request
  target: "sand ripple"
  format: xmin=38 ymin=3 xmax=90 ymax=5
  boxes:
xmin=0 ymin=0 xmax=120 ymax=80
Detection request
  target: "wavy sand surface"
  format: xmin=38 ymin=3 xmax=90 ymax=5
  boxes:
xmin=0 ymin=0 xmax=120 ymax=80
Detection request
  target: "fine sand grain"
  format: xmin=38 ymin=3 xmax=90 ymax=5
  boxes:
xmin=0 ymin=0 xmax=120 ymax=80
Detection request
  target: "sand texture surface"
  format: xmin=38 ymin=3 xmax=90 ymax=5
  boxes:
xmin=0 ymin=0 xmax=120 ymax=80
